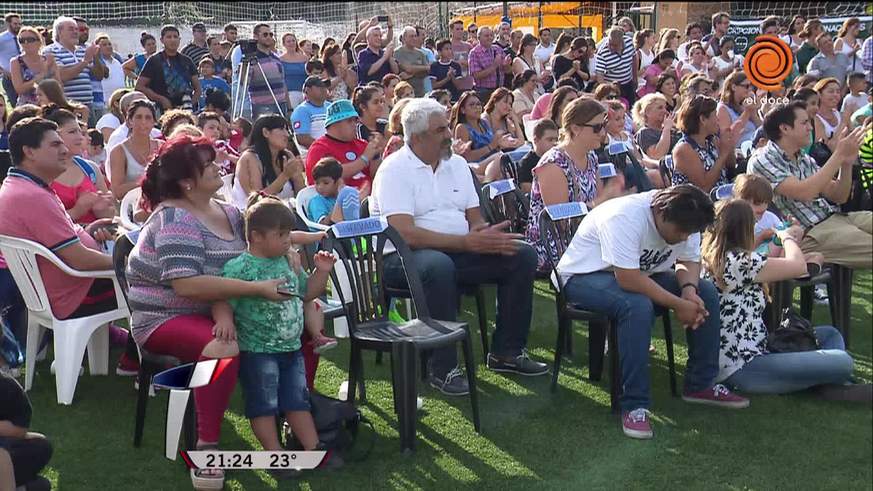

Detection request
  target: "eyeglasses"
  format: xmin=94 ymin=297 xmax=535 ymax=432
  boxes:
xmin=262 ymin=32 xmax=274 ymax=38
xmin=18 ymin=37 xmax=39 ymax=44
xmin=582 ymin=122 xmax=605 ymax=132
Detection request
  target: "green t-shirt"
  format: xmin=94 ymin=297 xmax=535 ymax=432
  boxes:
xmin=222 ymin=252 xmax=308 ymax=353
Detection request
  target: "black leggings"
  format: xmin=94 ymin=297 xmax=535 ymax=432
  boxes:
xmin=0 ymin=436 xmax=52 ymax=487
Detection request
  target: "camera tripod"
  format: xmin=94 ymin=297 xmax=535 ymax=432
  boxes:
xmin=232 ymin=51 xmax=287 ymax=121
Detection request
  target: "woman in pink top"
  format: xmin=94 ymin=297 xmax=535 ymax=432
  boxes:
xmin=637 ymin=49 xmax=675 ymax=98
xmin=43 ymin=106 xmax=115 ymax=225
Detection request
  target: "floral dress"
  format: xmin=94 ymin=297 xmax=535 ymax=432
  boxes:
xmin=525 ymin=147 xmax=598 ymax=272
xmin=704 ymin=250 xmax=767 ymax=382
xmin=672 ymin=133 xmax=728 ymax=189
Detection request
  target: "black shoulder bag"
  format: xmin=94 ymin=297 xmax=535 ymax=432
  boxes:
xmin=766 ymin=308 xmax=820 ymax=353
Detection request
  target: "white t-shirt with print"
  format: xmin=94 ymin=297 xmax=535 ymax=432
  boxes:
xmin=557 ymin=190 xmax=701 ymax=283
xmin=754 ymin=210 xmax=781 ymax=236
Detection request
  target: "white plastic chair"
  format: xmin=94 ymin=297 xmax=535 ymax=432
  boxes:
xmin=522 ymin=115 xmax=538 ymax=143
xmin=119 ymin=187 xmax=143 ymax=231
xmin=0 ymin=235 xmax=130 ymax=405
xmin=293 ymin=185 xmax=329 ymax=231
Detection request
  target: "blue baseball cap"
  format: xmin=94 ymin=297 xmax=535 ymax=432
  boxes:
xmin=325 ymin=99 xmax=359 ymax=127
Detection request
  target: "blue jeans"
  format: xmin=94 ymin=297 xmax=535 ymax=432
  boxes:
xmin=724 ymin=326 xmax=853 ymax=393
xmin=239 ymin=350 xmax=310 ymax=418
xmin=383 ymin=244 xmax=537 ymax=377
xmin=563 ymin=271 xmax=721 ymax=412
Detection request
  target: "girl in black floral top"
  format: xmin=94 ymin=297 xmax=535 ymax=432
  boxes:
xmin=702 ymin=199 xmax=857 ymax=395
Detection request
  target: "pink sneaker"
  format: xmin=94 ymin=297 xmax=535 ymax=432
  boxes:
xmin=682 ymin=384 xmax=750 ymax=409
xmin=116 ymin=352 xmax=140 ymax=376
xmin=312 ymin=336 xmax=338 ymax=354
xmin=621 ymin=408 xmax=653 ymax=439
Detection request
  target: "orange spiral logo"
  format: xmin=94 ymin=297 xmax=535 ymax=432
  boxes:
xmin=743 ymin=35 xmax=793 ymax=91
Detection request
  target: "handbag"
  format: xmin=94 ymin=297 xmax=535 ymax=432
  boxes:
xmin=766 ymin=308 xmax=820 ymax=353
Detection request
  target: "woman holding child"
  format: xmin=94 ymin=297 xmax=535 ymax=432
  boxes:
xmin=127 ymin=135 xmax=336 ymax=489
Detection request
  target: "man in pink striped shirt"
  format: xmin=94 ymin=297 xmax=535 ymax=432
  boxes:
xmin=468 ymin=26 xmax=510 ymax=104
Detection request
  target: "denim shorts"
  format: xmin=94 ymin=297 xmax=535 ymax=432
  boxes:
xmin=239 ymin=350 xmax=310 ymax=418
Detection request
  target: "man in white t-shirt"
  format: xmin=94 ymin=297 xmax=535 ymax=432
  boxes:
xmin=557 ymin=185 xmax=749 ymax=440
xmin=533 ymin=28 xmax=555 ymax=67
xmin=371 ymin=99 xmax=549 ymax=396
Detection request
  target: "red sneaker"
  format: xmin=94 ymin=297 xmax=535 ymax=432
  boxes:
xmin=622 ymin=408 xmax=653 ymax=439
xmin=312 ymin=336 xmax=338 ymax=354
xmin=116 ymin=352 xmax=140 ymax=376
xmin=682 ymin=384 xmax=750 ymax=409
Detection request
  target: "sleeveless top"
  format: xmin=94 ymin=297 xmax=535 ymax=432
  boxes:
xmin=835 ymin=38 xmax=858 ymax=57
xmin=14 ymin=54 xmax=51 ymax=105
xmin=118 ymin=142 xmax=151 ymax=184
xmin=672 ymin=133 xmax=728 ymax=189
xmin=231 ymin=151 xmax=295 ymax=209
xmin=282 ymin=61 xmax=307 ymax=92
xmin=50 ymin=157 xmax=100 ymax=224
xmin=464 ymin=119 xmax=495 ymax=162
xmin=816 ymin=110 xmax=841 ymax=139
xmin=134 ymin=53 xmax=147 ymax=75
xmin=719 ymin=102 xmax=757 ymax=147
xmin=525 ymin=147 xmax=598 ymax=272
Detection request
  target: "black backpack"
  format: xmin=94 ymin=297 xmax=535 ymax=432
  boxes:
xmin=284 ymin=393 xmax=375 ymax=461
xmin=767 ymin=308 xmax=820 ymax=353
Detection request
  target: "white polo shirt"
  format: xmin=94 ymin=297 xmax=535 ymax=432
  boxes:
xmin=371 ymin=144 xmax=479 ymax=241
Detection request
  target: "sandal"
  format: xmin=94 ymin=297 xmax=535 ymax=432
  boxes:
xmin=190 ymin=444 xmax=225 ymax=490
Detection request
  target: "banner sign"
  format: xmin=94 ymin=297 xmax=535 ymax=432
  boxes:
xmin=729 ymin=16 xmax=872 ymax=55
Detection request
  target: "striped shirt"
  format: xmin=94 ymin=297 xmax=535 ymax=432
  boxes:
xmin=595 ymin=35 xmax=635 ymax=84
xmin=181 ymin=42 xmax=209 ymax=66
xmin=247 ymin=49 xmax=287 ymax=106
xmin=45 ymin=42 xmax=93 ymax=104
xmin=748 ymin=140 xmax=838 ymax=229
xmin=127 ymin=205 xmax=247 ymax=345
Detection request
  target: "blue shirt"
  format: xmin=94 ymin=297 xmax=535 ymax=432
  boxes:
xmin=45 ymin=43 xmax=93 ymax=104
xmin=420 ymin=48 xmax=436 ymax=93
xmin=290 ymin=100 xmax=326 ymax=139
xmin=307 ymin=194 xmax=336 ymax=223
xmin=0 ymin=31 xmax=19 ymax=73
xmin=357 ymin=47 xmax=391 ymax=85
xmin=282 ymin=61 xmax=307 ymax=92
xmin=199 ymin=76 xmax=231 ymax=109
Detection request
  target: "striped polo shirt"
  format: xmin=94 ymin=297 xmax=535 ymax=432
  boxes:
xmin=181 ymin=42 xmax=209 ymax=66
xmin=44 ymin=42 xmax=93 ymax=104
xmin=248 ymin=49 xmax=287 ymax=106
xmin=595 ymin=35 xmax=635 ymax=85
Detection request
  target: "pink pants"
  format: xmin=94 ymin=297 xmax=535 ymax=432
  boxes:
xmin=143 ymin=314 xmax=320 ymax=442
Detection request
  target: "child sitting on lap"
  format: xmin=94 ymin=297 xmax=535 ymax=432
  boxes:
xmin=212 ymin=194 xmax=339 ymax=477
xmin=307 ymin=157 xmax=362 ymax=226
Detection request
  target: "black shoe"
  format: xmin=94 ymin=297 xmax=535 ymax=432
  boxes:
xmin=24 ymin=476 xmax=52 ymax=491
xmin=428 ymin=368 xmax=470 ymax=396
xmin=316 ymin=442 xmax=345 ymax=470
xmin=487 ymin=350 xmax=549 ymax=376
xmin=269 ymin=468 xmax=302 ymax=480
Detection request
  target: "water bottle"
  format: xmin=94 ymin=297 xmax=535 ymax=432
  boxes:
xmin=338 ymin=380 xmax=349 ymax=401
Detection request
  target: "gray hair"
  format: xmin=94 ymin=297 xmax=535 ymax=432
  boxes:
xmin=608 ymin=27 xmax=624 ymax=42
xmin=402 ymin=98 xmax=446 ymax=144
xmin=366 ymin=26 xmax=382 ymax=38
xmin=52 ymin=16 xmax=76 ymax=42
xmin=402 ymin=26 xmax=416 ymax=40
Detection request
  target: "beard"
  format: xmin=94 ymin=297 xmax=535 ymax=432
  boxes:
xmin=439 ymin=138 xmax=452 ymax=160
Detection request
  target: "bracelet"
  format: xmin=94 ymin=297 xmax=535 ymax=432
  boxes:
xmin=680 ymin=283 xmax=698 ymax=294
xmin=359 ymin=154 xmax=370 ymax=165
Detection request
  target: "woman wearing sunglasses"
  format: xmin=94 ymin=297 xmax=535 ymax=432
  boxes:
xmin=526 ymin=97 xmax=626 ymax=271
xmin=716 ymin=71 xmax=761 ymax=149
xmin=551 ymin=36 xmax=590 ymax=91
xmin=9 ymin=26 xmax=58 ymax=106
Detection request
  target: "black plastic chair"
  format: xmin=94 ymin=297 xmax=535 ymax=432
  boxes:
xmin=480 ymin=179 xmax=529 ymax=234
xmin=537 ymin=203 xmax=677 ymax=410
xmin=324 ymin=218 xmax=480 ymax=452
xmin=113 ymin=232 xmax=197 ymax=449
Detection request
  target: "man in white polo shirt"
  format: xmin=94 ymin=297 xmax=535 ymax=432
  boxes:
xmin=370 ymin=98 xmax=548 ymax=396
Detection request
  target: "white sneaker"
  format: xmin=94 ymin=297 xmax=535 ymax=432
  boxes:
xmin=133 ymin=378 xmax=157 ymax=397
xmin=814 ymin=284 xmax=829 ymax=305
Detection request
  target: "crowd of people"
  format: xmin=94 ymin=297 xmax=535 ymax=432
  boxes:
xmin=0 ymin=10 xmax=871 ymax=490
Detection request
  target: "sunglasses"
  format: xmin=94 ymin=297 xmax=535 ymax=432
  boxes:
xmin=582 ymin=122 xmax=605 ymax=132
xmin=18 ymin=37 xmax=39 ymax=44
xmin=262 ymin=32 xmax=274 ymax=37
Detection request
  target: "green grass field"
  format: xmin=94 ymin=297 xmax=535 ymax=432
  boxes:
xmin=26 ymin=272 xmax=873 ymax=490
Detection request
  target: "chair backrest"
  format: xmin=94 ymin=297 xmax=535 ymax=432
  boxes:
xmin=481 ymin=179 xmax=529 ymax=233
xmin=536 ymin=202 xmax=588 ymax=278
xmin=359 ymin=197 xmax=370 ymax=219
xmin=659 ymin=154 xmax=674 ymax=186
xmin=499 ymin=154 xmax=519 ymax=184
xmin=711 ymin=183 xmax=734 ymax=202
xmin=0 ymin=235 xmax=60 ymax=318
xmin=112 ymin=231 xmax=138 ymax=307
xmin=323 ymin=218 xmax=431 ymax=329
xmin=119 ymin=187 xmax=143 ymax=231
xmin=294 ymin=185 xmax=329 ymax=231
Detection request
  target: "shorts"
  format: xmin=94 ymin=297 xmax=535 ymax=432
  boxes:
xmin=239 ymin=350 xmax=310 ymax=418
